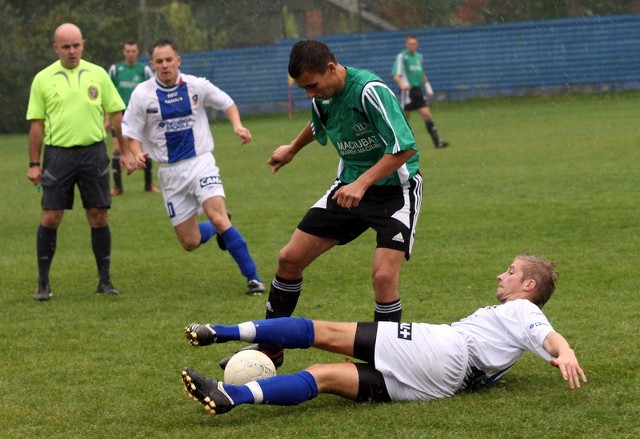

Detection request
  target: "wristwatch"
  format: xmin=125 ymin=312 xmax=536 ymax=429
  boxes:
xmin=29 ymin=161 xmax=41 ymax=167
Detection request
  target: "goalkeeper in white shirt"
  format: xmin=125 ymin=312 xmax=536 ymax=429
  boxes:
xmin=181 ymin=254 xmax=587 ymax=415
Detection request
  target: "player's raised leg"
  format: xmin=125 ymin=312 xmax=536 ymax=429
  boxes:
xmin=202 ymin=196 xmax=264 ymax=294
xmin=185 ymin=318 xmax=357 ymax=357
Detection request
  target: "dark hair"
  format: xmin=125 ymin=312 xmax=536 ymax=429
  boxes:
xmin=516 ymin=254 xmax=558 ymax=308
xmin=150 ymin=38 xmax=178 ymax=57
xmin=288 ymin=39 xmax=337 ymax=79
xmin=124 ymin=39 xmax=138 ymax=46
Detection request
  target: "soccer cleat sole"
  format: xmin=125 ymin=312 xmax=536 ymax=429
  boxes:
xmin=184 ymin=323 xmax=218 ymax=346
xmin=181 ymin=368 xmax=235 ymax=415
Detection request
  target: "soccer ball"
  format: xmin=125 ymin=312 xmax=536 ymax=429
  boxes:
xmin=223 ymin=349 xmax=276 ymax=385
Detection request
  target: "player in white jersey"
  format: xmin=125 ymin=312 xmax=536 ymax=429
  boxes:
xmin=121 ymin=39 xmax=264 ymax=295
xmin=181 ymin=254 xmax=587 ymax=415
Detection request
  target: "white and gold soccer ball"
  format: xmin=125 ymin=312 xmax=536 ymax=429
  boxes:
xmin=223 ymin=350 xmax=276 ymax=385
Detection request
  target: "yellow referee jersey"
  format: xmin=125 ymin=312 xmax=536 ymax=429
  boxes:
xmin=26 ymin=59 xmax=125 ymax=147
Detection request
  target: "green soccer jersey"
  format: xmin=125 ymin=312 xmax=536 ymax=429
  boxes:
xmin=26 ymin=59 xmax=125 ymax=147
xmin=391 ymin=50 xmax=424 ymax=87
xmin=108 ymin=61 xmax=153 ymax=105
xmin=310 ymin=67 xmax=419 ymax=186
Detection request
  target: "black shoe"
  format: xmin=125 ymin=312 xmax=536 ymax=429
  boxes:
xmin=215 ymin=211 xmax=232 ymax=251
xmin=96 ymin=280 xmax=119 ymax=296
xmin=184 ymin=323 xmax=218 ymax=346
xmin=33 ymin=284 xmax=52 ymax=301
xmin=219 ymin=343 xmax=284 ymax=370
xmin=182 ymin=368 xmax=235 ymax=415
xmin=435 ymin=141 xmax=449 ymax=148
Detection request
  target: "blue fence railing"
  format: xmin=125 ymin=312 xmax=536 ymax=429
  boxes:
xmin=177 ymin=14 xmax=640 ymax=115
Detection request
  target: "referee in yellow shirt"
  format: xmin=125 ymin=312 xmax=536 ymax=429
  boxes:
xmin=26 ymin=23 xmax=126 ymax=301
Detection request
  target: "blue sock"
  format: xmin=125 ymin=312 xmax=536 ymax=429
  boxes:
xmin=198 ymin=221 xmax=216 ymax=244
xmin=211 ymin=317 xmax=314 ymax=347
xmin=223 ymin=371 xmax=318 ymax=406
xmin=219 ymin=226 xmax=260 ymax=281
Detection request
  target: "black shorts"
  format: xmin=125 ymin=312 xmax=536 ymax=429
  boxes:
xmin=41 ymin=142 xmax=111 ymax=210
xmin=353 ymin=322 xmax=391 ymax=402
xmin=297 ymin=174 xmax=422 ymax=260
xmin=401 ymin=86 xmax=429 ymax=111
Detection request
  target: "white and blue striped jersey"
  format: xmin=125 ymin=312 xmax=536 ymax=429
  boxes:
xmin=122 ymin=71 xmax=234 ymax=164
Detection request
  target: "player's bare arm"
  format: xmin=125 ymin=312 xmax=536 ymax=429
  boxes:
xmin=27 ymin=120 xmax=45 ymax=185
xmin=543 ymin=331 xmax=587 ymax=389
xmin=223 ymin=104 xmax=252 ymax=145
xmin=268 ymin=123 xmax=315 ymax=173
xmin=332 ymin=149 xmax=416 ymax=209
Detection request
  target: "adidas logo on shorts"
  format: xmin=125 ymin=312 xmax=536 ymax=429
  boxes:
xmin=392 ymin=233 xmax=405 ymax=243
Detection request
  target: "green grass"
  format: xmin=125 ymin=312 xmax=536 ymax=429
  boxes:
xmin=1 ymin=91 xmax=639 ymax=438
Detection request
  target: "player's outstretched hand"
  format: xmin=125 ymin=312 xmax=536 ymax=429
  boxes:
xmin=184 ymin=323 xmax=218 ymax=346
xmin=549 ymin=351 xmax=587 ymax=389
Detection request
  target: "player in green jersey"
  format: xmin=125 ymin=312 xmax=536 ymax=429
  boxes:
xmin=219 ymin=39 xmax=423 ymax=370
xmin=392 ymin=35 xmax=448 ymax=149
xmin=26 ymin=23 xmax=126 ymax=301
xmin=107 ymin=40 xmax=158 ymax=195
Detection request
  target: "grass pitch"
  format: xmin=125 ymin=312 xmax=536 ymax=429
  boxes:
xmin=1 ymin=91 xmax=639 ymax=438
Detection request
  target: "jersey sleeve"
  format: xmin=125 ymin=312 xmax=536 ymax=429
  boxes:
xmin=108 ymin=64 xmax=117 ymax=83
xmin=361 ymin=81 xmax=416 ymax=154
xmin=100 ymin=69 xmax=126 ymax=113
xmin=121 ymin=88 xmax=146 ymax=142
xmin=199 ymin=78 xmax=234 ymax=111
xmin=391 ymin=53 xmax=404 ymax=76
xmin=25 ymin=74 xmax=46 ymax=121
xmin=309 ymin=99 xmax=328 ymax=146
xmin=144 ymin=65 xmax=154 ymax=80
xmin=509 ymin=300 xmax=555 ymax=361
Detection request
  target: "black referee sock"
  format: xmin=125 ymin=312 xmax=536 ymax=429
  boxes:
xmin=112 ymin=155 xmax=122 ymax=190
xmin=91 ymin=226 xmax=112 ymax=283
xmin=374 ymin=299 xmax=402 ymax=322
xmin=37 ymin=225 xmax=57 ymax=286
xmin=425 ymin=120 xmax=441 ymax=147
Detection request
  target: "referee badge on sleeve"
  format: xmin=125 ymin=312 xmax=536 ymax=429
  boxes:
xmin=397 ymin=322 xmax=412 ymax=340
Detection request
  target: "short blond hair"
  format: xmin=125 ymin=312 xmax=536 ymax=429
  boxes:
xmin=516 ymin=254 xmax=558 ymax=308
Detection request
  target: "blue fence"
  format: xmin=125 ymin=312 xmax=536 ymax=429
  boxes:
xmin=179 ymin=14 xmax=640 ymax=115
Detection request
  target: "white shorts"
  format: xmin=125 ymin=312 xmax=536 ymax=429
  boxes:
xmin=374 ymin=322 xmax=468 ymax=401
xmin=157 ymin=154 xmax=225 ymax=226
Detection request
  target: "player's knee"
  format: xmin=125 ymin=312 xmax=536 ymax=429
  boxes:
xmin=179 ymin=238 xmax=200 ymax=252
xmin=371 ymin=268 xmax=398 ymax=291
xmin=86 ymin=209 xmax=109 ymax=228
xmin=277 ymin=247 xmax=305 ymax=275
xmin=41 ymin=213 xmax=62 ymax=229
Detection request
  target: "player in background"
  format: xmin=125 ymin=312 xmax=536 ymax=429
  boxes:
xmin=392 ymin=35 xmax=449 ymax=149
xmin=182 ymin=254 xmax=587 ymax=415
xmin=26 ymin=23 xmax=125 ymax=300
xmin=120 ymin=38 xmax=264 ymax=295
xmin=107 ymin=40 xmax=158 ymax=195
xmin=232 ymin=39 xmax=422 ymax=368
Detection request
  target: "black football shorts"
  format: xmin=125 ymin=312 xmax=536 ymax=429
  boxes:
xmin=41 ymin=141 xmax=111 ymax=210
xmin=297 ymin=174 xmax=422 ymax=260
